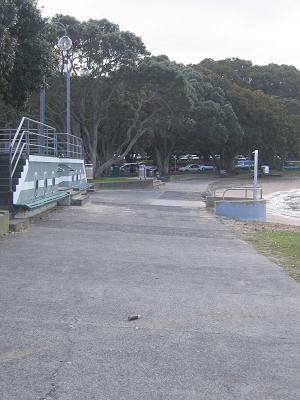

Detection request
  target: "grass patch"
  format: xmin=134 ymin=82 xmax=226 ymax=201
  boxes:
xmin=88 ymin=177 xmax=131 ymax=183
xmin=248 ymin=232 xmax=300 ymax=283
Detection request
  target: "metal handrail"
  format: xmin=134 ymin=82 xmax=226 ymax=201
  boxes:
xmin=10 ymin=117 xmax=56 ymax=148
xmin=222 ymin=186 xmax=263 ymax=200
xmin=11 ymin=130 xmax=27 ymax=165
xmin=12 ymin=143 xmax=26 ymax=177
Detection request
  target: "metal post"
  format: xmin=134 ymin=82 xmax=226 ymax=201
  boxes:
xmin=46 ymin=127 xmax=48 ymax=155
xmin=9 ymin=146 xmax=12 ymax=192
xmin=253 ymin=149 xmax=258 ymax=200
xmin=54 ymin=132 xmax=57 ymax=157
xmin=39 ymin=86 xmax=45 ymax=125
xmin=55 ymin=23 xmax=72 ymax=157
xmin=39 ymin=86 xmax=45 ymax=155
xmin=26 ymin=131 xmax=29 ymax=156
xmin=66 ymin=63 xmax=71 ymax=156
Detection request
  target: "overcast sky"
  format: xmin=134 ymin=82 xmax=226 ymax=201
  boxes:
xmin=39 ymin=0 xmax=300 ymax=68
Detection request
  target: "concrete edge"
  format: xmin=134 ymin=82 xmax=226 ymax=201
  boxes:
xmin=92 ymin=179 xmax=155 ymax=190
xmin=0 ymin=211 xmax=9 ymax=235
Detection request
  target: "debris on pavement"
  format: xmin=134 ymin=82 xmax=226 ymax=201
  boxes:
xmin=128 ymin=315 xmax=141 ymax=321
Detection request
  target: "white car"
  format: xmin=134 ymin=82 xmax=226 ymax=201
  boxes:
xmin=235 ymin=160 xmax=254 ymax=169
xmin=179 ymin=154 xmax=200 ymax=161
xmin=178 ymin=164 xmax=202 ymax=172
xmin=198 ymin=164 xmax=214 ymax=171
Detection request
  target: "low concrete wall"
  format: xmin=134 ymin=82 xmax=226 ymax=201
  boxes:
xmin=215 ymin=199 xmax=266 ymax=221
xmin=206 ymin=196 xmax=239 ymax=208
xmin=0 ymin=211 xmax=9 ymax=234
xmin=93 ymin=179 xmax=154 ymax=190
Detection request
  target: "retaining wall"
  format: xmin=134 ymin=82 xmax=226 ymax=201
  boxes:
xmin=215 ymin=199 xmax=267 ymax=221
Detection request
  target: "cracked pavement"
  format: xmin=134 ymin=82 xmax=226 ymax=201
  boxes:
xmin=0 ymin=180 xmax=300 ymax=399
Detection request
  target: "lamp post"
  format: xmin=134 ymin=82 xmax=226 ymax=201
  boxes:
xmin=57 ymin=29 xmax=72 ymax=133
xmin=39 ymin=81 xmax=46 ymax=154
xmin=56 ymin=23 xmax=72 ymax=156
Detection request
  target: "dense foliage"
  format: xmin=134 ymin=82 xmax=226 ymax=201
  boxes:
xmin=0 ymin=0 xmax=52 ymax=109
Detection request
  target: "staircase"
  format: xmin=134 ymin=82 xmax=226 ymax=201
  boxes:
xmin=0 ymin=154 xmax=26 ymax=207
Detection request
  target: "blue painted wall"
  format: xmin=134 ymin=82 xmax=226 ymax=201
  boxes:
xmin=215 ymin=200 xmax=266 ymax=221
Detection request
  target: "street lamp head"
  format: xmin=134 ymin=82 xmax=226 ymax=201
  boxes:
xmin=57 ymin=35 xmax=72 ymax=51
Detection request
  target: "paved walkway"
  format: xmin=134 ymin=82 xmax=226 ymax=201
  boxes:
xmin=0 ymin=181 xmax=300 ymax=399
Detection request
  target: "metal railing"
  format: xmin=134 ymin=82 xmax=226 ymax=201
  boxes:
xmin=222 ymin=186 xmax=263 ymax=200
xmin=56 ymin=133 xmax=84 ymax=159
xmin=0 ymin=117 xmax=84 ymax=191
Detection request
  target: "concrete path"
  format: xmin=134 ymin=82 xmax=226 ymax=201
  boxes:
xmin=0 ymin=180 xmax=300 ymax=399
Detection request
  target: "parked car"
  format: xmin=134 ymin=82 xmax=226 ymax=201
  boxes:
xmin=198 ymin=164 xmax=215 ymax=171
xmin=179 ymin=154 xmax=200 ymax=160
xmin=178 ymin=164 xmax=202 ymax=172
xmin=120 ymin=162 xmax=157 ymax=173
xmin=138 ymin=163 xmax=157 ymax=172
xmin=234 ymin=155 xmax=246 ymax=160
xmin=209 ymin=154 xmax=220 ymax=160
xmin=283 ymin=163 xmax=300 ymax=170
xmin=120 ymin=163 xmax=139 ymax=173
xmin=235 ymin=160 xmax=254 ymax=169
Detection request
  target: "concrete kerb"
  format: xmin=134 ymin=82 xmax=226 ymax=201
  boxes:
xmin=92 ymin=179 xmax=155 ymax=190
xmin=0 ymin=210 xmax=9 ymax=234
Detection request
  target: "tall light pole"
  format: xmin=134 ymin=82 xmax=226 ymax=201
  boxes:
xmin=56 ymin=23 xmax=72 ymax=156
xmin=39 ymin=81 xmax=46 ymax=154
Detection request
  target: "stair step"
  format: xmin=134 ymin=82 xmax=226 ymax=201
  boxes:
xmin=71 ymin=193 xmax=89 ymax=206
xmin=0 ymin=160 xmax=26 ymax=168
xmin=0 ymin=161 xmax=25 ymax=168
xmin=0 ymin=155 xmax=11 ymax=161
xmin=0 ymin=167 xmax=23 ymax=177
xmin=0 ymin=178 xmax=18 ymax=185
xmin=0 ymin=184 xmax=16 ymax=191
xmin=0 ymin=191 xmax=13 ymax=205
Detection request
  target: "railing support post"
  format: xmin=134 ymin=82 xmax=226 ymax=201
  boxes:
xmin=253 ymin=149 xmax=258 ymax=200
xmin=9 ymin=146 xmax=12 ymax=192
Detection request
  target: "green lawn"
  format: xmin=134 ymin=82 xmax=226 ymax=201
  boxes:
xmin=88 ymin=177 xmax=131 ymax=183
xmin=248 ymin=232 xmax=300 ymax=283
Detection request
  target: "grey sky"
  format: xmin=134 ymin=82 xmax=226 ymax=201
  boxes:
xmin=39 ymin=0 xmax=300 ymax=67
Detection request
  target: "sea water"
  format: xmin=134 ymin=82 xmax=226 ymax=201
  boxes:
xmin=265 ymin=189 xmax=300 ymax=219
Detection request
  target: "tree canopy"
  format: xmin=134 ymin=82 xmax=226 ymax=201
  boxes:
xmin=0 ymin=0 xmax=52 ymax=109
xmin=1 ymin=5 xmax=300 ymax=175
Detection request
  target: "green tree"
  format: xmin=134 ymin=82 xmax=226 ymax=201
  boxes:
xmin=193 ymin=60 xmax=300 ymax=165
xmin=140 ymin=59 xmax=201 ymax=175
xmin=40 ymin=17 xmax=149 ymax=175
xmin=192 ymin=84 xmax=243 ymax=172
xmin=0 ymin=0 xmax=53 ymax=109
xmin=228 ymin=84 xmax=298 ymax=164
xmin=48 ymin=16 xmax=148 ymax=77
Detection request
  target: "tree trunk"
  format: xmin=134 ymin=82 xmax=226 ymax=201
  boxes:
xmin=154 ymin=145 xmax=172 ymax=175
xmin=211 ymin=153 xmax=221 ymax=174
xmin=224 ymin=151 xmax=236 ymax=174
